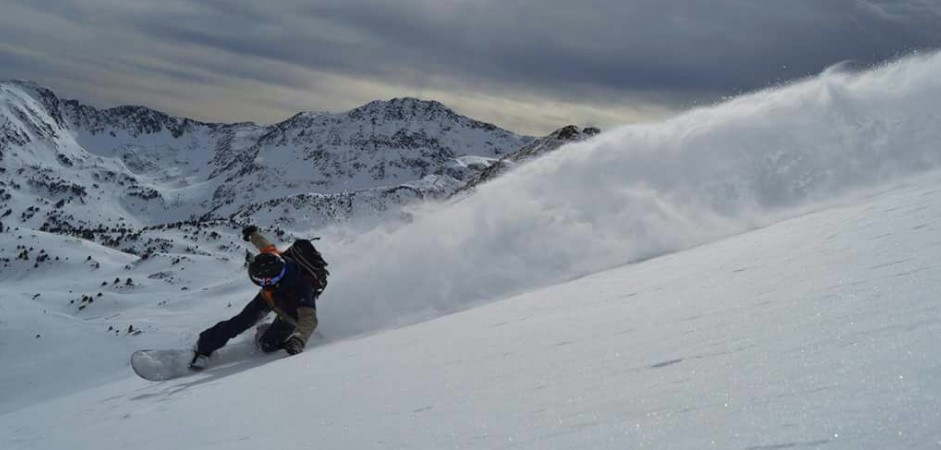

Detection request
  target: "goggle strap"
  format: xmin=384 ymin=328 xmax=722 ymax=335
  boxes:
xmin=253 ymin=263 xmax=287 ymax=287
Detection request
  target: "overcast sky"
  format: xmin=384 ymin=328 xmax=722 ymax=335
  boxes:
xmin=2 ymin=0 xmax=940 ymax=135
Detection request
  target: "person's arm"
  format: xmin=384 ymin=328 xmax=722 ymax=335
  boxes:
xmin=242 ymin=225 xmax=278 ymax=254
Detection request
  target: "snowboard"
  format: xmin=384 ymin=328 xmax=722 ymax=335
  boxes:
xmin=132 ymin=323 xmax=275 ymax=381
xmin=131 ymin=349 xmax=197 ymax=381
xmin=131 ymin=328 xmax=325 ymax=381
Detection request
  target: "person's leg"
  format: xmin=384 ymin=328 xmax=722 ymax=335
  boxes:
xmin=258 ymin=317 xmax=295 ymax=353
xmin=196 ymin=294 xmax=269 ymax=356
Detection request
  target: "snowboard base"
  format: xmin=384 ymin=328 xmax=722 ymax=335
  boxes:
xmin=131 ymin=349 xmax=195 ymax=381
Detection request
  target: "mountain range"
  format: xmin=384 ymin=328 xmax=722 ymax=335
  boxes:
xmin=0 ymin=80 xmax=598 ymax=252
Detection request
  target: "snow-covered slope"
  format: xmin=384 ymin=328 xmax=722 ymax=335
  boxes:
xmin=0 ymin=223 xmax=251 ymax=413
xmin=3 ymin=51 xmax=941 ymax=448
xmin=4 ymin=166 xmax=941 ymax=449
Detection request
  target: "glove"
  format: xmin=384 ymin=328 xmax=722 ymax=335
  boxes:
xmin=190 ymin=351 xmax=210 ymax=371
xmin=241 ymin=225 xmax=258 ymax=242
xmin=284 ymin=335 xmax=305 ymax=355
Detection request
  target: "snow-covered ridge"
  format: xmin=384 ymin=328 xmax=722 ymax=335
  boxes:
xmin=224 ymin=95 xmax=529 ymax=196
xmin=455 ymin=125 xmax=602 ymax=197
xmin=0 ymin=80 xmax=534 ymax=236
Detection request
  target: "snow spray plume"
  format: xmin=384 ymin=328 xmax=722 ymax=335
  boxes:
xmin=318 ymin=51 xmax=941 ymax=337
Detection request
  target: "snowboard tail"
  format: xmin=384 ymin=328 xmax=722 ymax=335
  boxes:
xmin=131 ymin=349 xmax=195 ymax=381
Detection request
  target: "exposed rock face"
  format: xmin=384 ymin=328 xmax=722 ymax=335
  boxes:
xmin=455 ymin=125 xmax=601 ymax=197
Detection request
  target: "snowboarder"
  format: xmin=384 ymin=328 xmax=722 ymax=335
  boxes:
xmin=190 ymin=225 xmax=321 ymax=370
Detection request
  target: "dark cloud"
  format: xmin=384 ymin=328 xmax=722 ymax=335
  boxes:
xmin=2 ymin=0 xmax=940 ymax=132
xmin=286 ymin=0 xmax=941 ymax=92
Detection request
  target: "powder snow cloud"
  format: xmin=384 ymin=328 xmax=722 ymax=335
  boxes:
xmin=318 ymin=51 xmax=941 ymax=337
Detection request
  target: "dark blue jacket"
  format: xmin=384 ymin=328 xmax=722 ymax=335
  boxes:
xmin=262 ymin=258 xmax=316 ymax=314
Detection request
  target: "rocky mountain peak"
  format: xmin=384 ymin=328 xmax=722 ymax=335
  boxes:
xmin=454 ymin=125 xmax=602 ymax=196
xmin=1 ymin=81 xmax=211 ymax=139
xmin=347 ymin=97 xmax=458 ymax=123
xmin=3 ymin=80 xmax=59 ymax=105
xmin=0 ymin=80 xmax=68 ymax=144
xmin=549 ymin=125 xmax=601 ymax=141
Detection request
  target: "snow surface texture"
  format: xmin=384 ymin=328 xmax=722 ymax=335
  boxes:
xmin=2 ymin=51 xmax=941 ymax=448
xmin=0 ymin=228 xmax=247 ymax=413
xmin=4 ymin=154 xmax=941 ymax=449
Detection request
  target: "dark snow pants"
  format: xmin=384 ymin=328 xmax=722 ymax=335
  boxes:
xmin=196 ymin=294 xmax=295 ymax=356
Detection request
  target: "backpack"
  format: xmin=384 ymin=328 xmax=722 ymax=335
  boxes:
xmin=284 ymin=239 xmax=329 ymax=293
